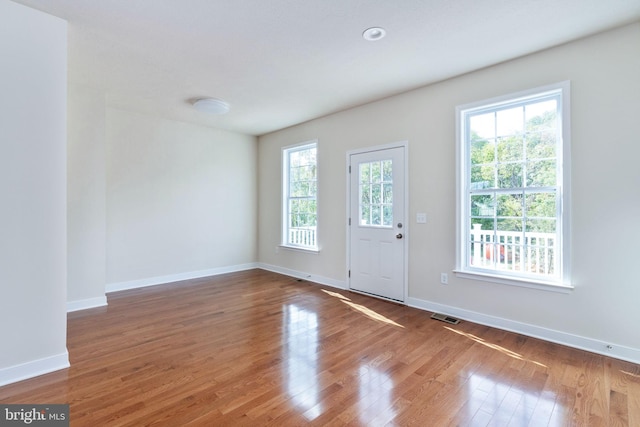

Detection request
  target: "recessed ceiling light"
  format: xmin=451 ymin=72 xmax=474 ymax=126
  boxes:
xmin=362 ymin=27 xmax=386 ymax=41
xmin=192 ymin=97 xmax=230 ymax=114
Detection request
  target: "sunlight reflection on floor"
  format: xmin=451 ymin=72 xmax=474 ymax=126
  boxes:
xmin=621 ymin=369 xmax=640 ymax=379
xmin=444 ymin=326 xmax=547 ymax=368
xmin=320 ymin=289 xmax=404 ymax=328
xmin=320 ymin=289 xmax=350 ymax=300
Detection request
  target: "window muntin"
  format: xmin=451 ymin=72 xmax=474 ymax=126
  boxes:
xmin=457 ymin=83 xmax=570 ymax=288
xmin=283 ymin=142 xmax=317 ymax=250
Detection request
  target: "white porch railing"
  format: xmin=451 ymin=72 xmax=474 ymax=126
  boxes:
xmin=471 ymin=224 xmax=556 ymax=275
xmin=289 ymin=227 xmax=316 ymax=248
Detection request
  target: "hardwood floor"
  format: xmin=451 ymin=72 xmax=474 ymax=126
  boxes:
xmin=1 ymin=269 xmax=639 ymax=426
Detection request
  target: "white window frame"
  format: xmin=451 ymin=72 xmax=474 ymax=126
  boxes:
xmin=282 ymin=140 xmax=319 ymax=252
xmin=455 ymin=82 xmax=572 ymax=292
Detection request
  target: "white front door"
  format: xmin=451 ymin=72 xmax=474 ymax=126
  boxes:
xmin=348 ymin=145 xmax=406 ymax=302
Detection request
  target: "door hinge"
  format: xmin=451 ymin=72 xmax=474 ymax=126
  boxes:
xmin=348 ymin=217 xmax=351 ymax=226
xmin=349 ymin=165 xmax=351 ymax=173
xmin=348 ymin=270 xmax=351 ymax=278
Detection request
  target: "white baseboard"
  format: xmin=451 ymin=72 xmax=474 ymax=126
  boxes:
xmin=258 ymin=263 xmax=347 ymax=290
xmin=407 ymin=297 xmax=640 ymax=365
xmin=0 ymin=351 xmax=69 ymax=387
xmin=67 ymin=296 xmax=108 ymax=313
xmin=106 ymin=263 xmax=259 ymax=293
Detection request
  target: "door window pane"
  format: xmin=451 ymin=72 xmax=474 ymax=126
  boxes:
xmin=359 ymin=160 xmax=393 ymax=227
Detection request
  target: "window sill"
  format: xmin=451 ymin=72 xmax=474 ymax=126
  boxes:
xmin=279 ymin=244 xmax=320 ymax=254
xmin=453 ymin=270 xmax=573 ymax=294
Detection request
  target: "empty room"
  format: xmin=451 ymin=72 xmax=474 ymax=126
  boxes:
xmin=1 ymin=0 xmax=639 ymax=425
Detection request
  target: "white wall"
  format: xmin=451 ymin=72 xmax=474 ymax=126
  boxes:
xmin=67 ymin=84 xmax=107 ymax=311
xmin=68 ymin=87 xmax=259 ymax=302
xmin=258 ymin=23 xmax=640 ymax=362
xmin=106 ymin=109 xmax=258 ymax=289
xmin=0 ymin=0 xmax=69 ymax=385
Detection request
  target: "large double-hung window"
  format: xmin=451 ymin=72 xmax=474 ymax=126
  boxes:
xmin=456 ymin=82 xmax=571 ymax=290
xmin=282 ymin=141 xmax=318 ymax=250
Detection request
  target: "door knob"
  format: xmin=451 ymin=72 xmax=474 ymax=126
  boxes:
xmin=396 ymin=233 xmax=403 ymax=239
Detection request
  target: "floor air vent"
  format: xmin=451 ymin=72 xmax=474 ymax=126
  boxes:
xmin=431 ymin=313 xmax=460 ymax=325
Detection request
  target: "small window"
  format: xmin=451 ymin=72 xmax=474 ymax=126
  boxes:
xmin=282 ymin=141 xmax=318 ymax=250
xmin=456 ymin=82 xmax=571 ymax=290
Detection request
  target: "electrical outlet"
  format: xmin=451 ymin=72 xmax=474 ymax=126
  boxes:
xmin=416 ymin=213 xmax=427 ymax=223
xmin=440 ymin=273 xmax=448 ymax=285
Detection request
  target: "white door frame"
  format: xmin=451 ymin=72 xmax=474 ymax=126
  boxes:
xmin=346 ymin=141 xmax=409 ymax=303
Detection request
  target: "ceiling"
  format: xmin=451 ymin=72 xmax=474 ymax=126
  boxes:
xmin=12 ymin=0 xmax=640 ymax=136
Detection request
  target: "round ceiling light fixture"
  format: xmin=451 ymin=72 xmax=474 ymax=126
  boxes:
xmin=192 ymin=97 xmax=230 ymax=114
xmin=362 ymin=27 xmax=386 ymax=41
